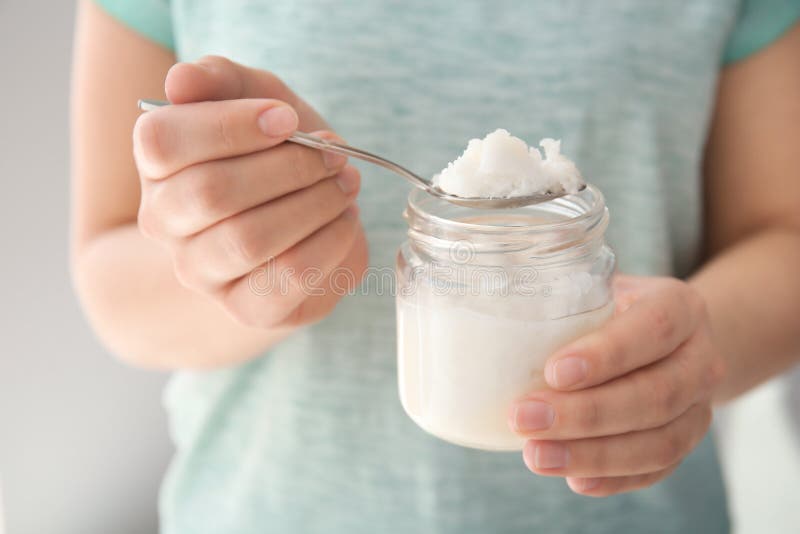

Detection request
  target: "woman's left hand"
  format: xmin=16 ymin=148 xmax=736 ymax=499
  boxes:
xmin=509 ymin=275 xmax=726 ymax=496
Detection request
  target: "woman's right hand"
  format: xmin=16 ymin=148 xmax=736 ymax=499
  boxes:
xmin=133 ymin=56 xmax=367 ymax=329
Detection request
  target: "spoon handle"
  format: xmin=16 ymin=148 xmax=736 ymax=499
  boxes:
xmin=137 ymin=99 xmax=432 ymax=193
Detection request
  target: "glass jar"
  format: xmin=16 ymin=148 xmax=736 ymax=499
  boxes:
xmin=396 ymin=185 xmax=615 ymax=451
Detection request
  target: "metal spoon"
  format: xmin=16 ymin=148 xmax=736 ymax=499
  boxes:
xmin=138 ymin=99 xmax=583 ymax=209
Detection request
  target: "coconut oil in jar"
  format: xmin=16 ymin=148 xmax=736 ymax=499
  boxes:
xmin=396 ymin=185 xmax=615 ymax=451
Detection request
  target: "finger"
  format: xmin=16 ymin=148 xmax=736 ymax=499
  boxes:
xmin=174 ymin=165 xmax=360 ymax=289
xmin=565 ymin=463 xmax=680 ymax=497
xmin=544 ymin=278 xmax=705 ymax=391
xmin=511 ymin=332 xmax=712 ymax=439
xmin=278 ymin=227 xmax=369 ymax=327
xmin=134 ymin=98 xmax=299 ymax=178
xmin=521 ymin=403 xmax=710 ymax=478
xmin=219 ymin=206 xmax=363 ymax=328
xmin=164 ymin=56 xmax=327 ymax=131
xmin=142 ymin=131 xmax=348 ymax=237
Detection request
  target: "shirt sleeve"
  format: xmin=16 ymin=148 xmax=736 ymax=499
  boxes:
xmin=722 ymin=0 xmax=800 ymax=64
xmin=93 ymin=0 xmax=175 ymax=51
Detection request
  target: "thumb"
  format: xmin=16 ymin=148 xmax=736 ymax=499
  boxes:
xmin=164 ymin=55 xmax=328 ymax=131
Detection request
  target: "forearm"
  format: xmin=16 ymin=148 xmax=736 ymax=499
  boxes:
xmin=689 ymin=227 xmax=800 ymax=404
xmin=72 ymin=224 xmax=291 ymax=369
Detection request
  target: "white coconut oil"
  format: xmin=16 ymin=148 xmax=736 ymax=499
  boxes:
xmin=433 ymin=129 xmax=584 ymax=198
xmin=398 ymin=291 xmax=613 ymax=451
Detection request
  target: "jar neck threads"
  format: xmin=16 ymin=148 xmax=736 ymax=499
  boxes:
xmin=404 ymin=185 xmax=609 ymax=266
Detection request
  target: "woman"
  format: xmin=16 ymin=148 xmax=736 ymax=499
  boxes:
xmin=71 ymin=1 xmax=800 ymax=532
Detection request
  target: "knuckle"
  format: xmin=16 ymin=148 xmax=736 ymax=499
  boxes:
xmin=140 ymin=181 xmax=171 ymax=229
xmin=221 ymin=288 xmax=284 ymax=329
xmin=708 ymin=355 xmax=727 ymax=389
xmin=589 ymin=442 xmax=612 ymax=474
xmin=277 ymin=302 xmax=309 ymax=328
xmin=218 ymin=290 xmax=248 ymax=325
xmin=171 ymin=248 xmax=204 ymax=291
xmin=133 ymin=113 xmax=171 ymax=176
xmin=186 ymin=165 xmax=228 ymax=220
xmin=143 ymin=178 xmax=167 ymax=211
xmin=628 ymin=472 xmax=660 ymax=493
xmin=256 ymin=69 xmax=281 ymax=88
xmin=275 ymin=256 xmax=306 ymax=297
xmin=223 ymin=302 xmax=263 ymax=329
xmin=654 ymin=427 xmax=685 ymax=469
xmin=320 ymin=214 xmax=359 ymax=255
xmin=264 ymin=70 xmax=281 ymax=86
xmin=137 ymin=202 xmax=161 ymax=240
xmin=214 ymin=110 xmax=239 ymax=152
xmin=594 ymin=333 xmax=624 ymax=371
xmin=651 ymin=372 xmax=682 ymax=420
xmin=242 ymin=308 xmax=283 ymax=329
xmin=172 ymin=248 xmax=216 ymax=294
xmin=646 ymin=305 xmax=675 ymax=344
xmin=298 ymin=268 xmax=326 ymax=298
xmin=222 ymin=223 xmax=263 ymax=267
xmin=254 ymin=69 xmax=288 ymax=96
xmin=197 ymin=55 xmax=239 ymax=80
xmin=246 ymin=260 xmax=278 ymax=298
xmin=574 ymin=394 xmax=604 ymax=433
xmin=272 ymin=249 xmax=302 ymax=285
xmin=171 ymin=258 xmax=192 ymax=289
xmin=283 ymin=296 xmax=336 ymax=328
xmin=142 ymin=180 xmax=191 ymax=237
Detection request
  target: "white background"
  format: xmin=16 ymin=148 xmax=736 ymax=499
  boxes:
xmin=0 ymin=1 xmax=798 ymax=532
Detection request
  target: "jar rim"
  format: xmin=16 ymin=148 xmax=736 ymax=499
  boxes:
xmin=405 ymin=184 xmax=607 ymax=236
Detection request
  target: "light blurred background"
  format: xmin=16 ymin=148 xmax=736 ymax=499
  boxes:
xmin=0 ymin=1 xmax=798 ymax=533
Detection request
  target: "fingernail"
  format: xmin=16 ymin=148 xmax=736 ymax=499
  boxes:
xmin=336 ymin=168 xmax=359 ymax=195
xmin=257 ymin=106 xmax=298 ymax=137
xmin=535 ymin=442 xmax=568 ymax=469
xmin=513 ymin=400 xmax=554 ymax=432
xmin=548 ymin=357 xmax=587 ymax=389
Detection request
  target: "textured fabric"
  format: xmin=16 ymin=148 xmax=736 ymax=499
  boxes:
xmin=93 ymin=0 xmax=174 ymax=49
xmin=91 ymin=0 xmax=800 ymax=63
xmin=92 ymin=1 xmax=800 ymax=533
xmin=723 ymin=0 xmax=800 ymax=63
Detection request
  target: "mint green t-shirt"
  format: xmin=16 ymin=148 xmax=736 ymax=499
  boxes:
xmin=94 ymin=1 xmax=800 ymax=533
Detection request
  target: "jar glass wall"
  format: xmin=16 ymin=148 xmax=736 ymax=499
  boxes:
xmin=396 ymin=185 xmax=615 ymax=451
